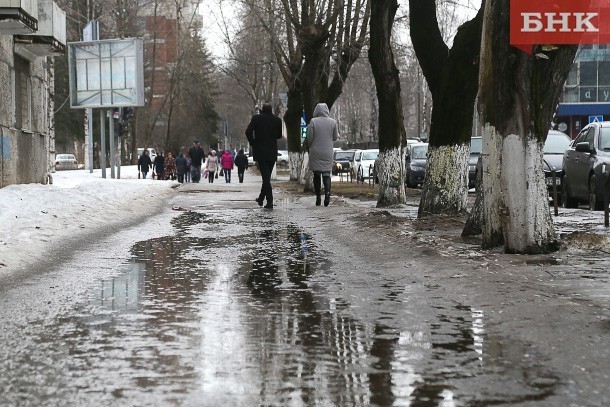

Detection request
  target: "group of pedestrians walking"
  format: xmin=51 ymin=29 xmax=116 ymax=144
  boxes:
xmin=137 ymin=141 xmax=250 ymax=185
xmin=137 ymin=101 xmax=338 ymax=210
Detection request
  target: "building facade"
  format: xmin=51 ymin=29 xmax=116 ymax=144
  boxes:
xmin=556 ymin=45 xmax=610 ymax=138
xmin=0 ymin=0 xmax=66 ymax=187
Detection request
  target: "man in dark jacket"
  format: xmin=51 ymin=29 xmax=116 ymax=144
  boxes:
xmin=153 ymin=151 xmax=165 ymax=180
xmin=245 ymin=103 xmax=283 ymax=209
xmin=234 ymin=149 xmax=249 ymax=183
xmin=137 ymin=150 xmax=152 ymax=179
xmin=175 ymin=152 xmax=188 ymax=183
xmin=188 ymin=140 xmax=205 ymax=182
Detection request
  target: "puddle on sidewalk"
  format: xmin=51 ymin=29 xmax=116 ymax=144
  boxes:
xmin=0 ymin=210 xmax=561 ymax=406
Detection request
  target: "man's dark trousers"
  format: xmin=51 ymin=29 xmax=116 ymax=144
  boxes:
xmin=257 ymin=160 xmax=276 ymax=206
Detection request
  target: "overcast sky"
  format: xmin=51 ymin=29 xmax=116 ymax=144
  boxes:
xmin=200 ymin=0 xmax=484 ymax=60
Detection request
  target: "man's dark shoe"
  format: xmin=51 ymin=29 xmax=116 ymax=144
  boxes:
xmin=255 ymin=197 xmax=264 ymax=207
xmin=315 ymin=196 xmax=321 ymax=206
xmin=263 ymin=204 xmax=274 ymax=209
xmin=324 ymin=193 xmax=330 ymax=207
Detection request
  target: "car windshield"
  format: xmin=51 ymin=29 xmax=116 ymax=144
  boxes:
xmin=543 ymin=134 xmax=571 ymax=153
xmin=470 ymin=138 xmax=482 ymax=154
xmin=411 ymin=145 xmax=428 ymax=159
xmin=600 ymin=127 xmax=610 ymax=150
xmin=57 ymin=155 xmax=74 ymax=160
xmin=362 ymin=152 xmax=378 ymax=160
xmin=335 ymin=152 xmax=354 ymax=160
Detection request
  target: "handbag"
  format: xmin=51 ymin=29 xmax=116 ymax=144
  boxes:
xmin=219 ymin=168 xmax=224 ymax=176
xmin=215 ymin=171 xmax=218 ymax=179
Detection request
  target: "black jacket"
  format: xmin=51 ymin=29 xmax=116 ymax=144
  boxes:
xmin=189 ymin=146 xmax=205 ymax=167
xmin=234 ymin=152 xmax=249 ymax=170
xmin=137 ymin=154 xmax=152 ymax=172
xmin=153 ymin=155 xmax=165 ymax=173
xmin=245 ymin=111 xmax=282 ymax=162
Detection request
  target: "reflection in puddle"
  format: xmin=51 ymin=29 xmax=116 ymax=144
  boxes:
xmin=0 ymin=210 xmax=559 ymax=405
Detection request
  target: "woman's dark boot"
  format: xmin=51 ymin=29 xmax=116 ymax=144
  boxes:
xmin=314 ymin=174 xmax=322 ymax=206
xmin=323 ymin=176 xmax=331 ymax=207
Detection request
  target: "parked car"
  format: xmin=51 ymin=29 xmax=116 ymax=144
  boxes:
xmin=469 ymin=136 xmax=482 ymax=188
xmin=54 ymin=154 xmax=78 ymax=171
xmin=543 ymin=130 xmax=571 ymax=200
xmin=332 ymin=150 xmax=355 ymax=175
xmin=562 ymin=121 xmax=610 ymax=210
xmin=353 ymin=149 xmax=379 ymax=181
xmin=277 ymin=150 xmax=289 ymax=165
xmin=405 ymin=142 xmax=429 ymax=188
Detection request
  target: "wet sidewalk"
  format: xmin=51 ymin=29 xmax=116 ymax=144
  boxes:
xmin=0 ymin=168 xmax=608 ymax=406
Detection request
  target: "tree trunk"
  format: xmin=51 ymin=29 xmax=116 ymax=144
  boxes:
xmin=368 ymin=0 xmax=407 ymax=207
xmin=284 ymin=88 xmax=304 ymax=181
xmin=477 ymin=1 xmax=577 ymax=253
xmin=410 ymin=0 xmax=484 ymax=216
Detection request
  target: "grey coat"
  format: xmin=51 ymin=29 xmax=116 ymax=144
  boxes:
xmin=306 ymin=103 xmax=339 ymax=172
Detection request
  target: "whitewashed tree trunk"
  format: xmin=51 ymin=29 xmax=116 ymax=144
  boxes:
xmin=289 ymin=151 xmax=304 ymax=181
xmin=377 ymin=147 xmax=406 ymax=206
xmin=481 ymin=124 xmax=557 ymax=253
xmin=418 ymin=144 xmax=469 ymax=216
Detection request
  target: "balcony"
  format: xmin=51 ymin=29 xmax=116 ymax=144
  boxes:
xmin=14 ymin=0 xmax=65 ymax=60
xmin=0 ymin=0 xmax=38 ymax=34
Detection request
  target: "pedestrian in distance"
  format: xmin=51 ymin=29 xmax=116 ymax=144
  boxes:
xmin=206 ymin=150 xmax=219 ymax=183
xmin=304 ymin=103 xmax=339 ymax=206
xmin=153 ymin=150 xmax=165 ymax=180
xmin=234 ymin=149 xmax=249 ymax=183
xmin=185 ymin=154 xmax=192 ymax=182
xmin=221 ymin=149 xmax=234 ymax=183
xmin=175 ymin=152 xmax=188 ymax=183
xmin=245 ymin=102 xmax=283 ymax=209
xmin=189 ymin=140 xmax=205 ymax=183
xmin=137 ymin=149 xmax=152 ymax=179
xmin=165 ymin=151 xmax=176 ymax=180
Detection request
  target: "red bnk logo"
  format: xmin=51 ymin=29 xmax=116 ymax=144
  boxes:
xmin=511 ymin=0 xmax=610 ymax=53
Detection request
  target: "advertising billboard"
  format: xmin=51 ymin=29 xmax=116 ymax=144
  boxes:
xmin=68 ymin=38 xmax=144 ymax=108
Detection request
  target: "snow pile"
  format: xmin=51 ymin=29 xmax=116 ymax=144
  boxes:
xmin=0 ymin=166 xmax=176 ymax=272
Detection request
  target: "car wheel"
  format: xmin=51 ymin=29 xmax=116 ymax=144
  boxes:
xmin=562 ymin=176 xmax=578 ymax=208
xmin=588 ymin=175 xmax=603 ymax=211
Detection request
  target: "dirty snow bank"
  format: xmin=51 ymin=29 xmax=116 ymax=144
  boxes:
xmin=0 ymin=166 xmax=176 ymax=272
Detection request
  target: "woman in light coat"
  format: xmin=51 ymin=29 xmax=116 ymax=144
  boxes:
xmin=305 ymin=103 xmax=339 ymax=206
xmin=206 ymin=150 xmax=219 ymax=183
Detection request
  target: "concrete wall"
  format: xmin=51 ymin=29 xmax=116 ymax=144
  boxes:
xmin=0 ymin=36 xmax=53 ymax=188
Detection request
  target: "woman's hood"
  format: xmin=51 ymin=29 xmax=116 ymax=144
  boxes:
xmin=313 ymin=103 xmax=330 ymax=118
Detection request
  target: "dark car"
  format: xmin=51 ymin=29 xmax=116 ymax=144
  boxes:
xmin=543 ymin=130 xmax=572 ymax=200
xmin=468 ymin=137 xmax=482 ymax=188
xmin=562 ymin=121 xmax=610 ymax=210
xmin=405 ymin=142 xmax=428 ymax=188
xmin=332 ymin=150 xmax=355 ymax=175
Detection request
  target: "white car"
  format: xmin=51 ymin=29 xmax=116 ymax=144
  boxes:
xmin=353 ymin=149 xmax=379 ymax=181
xmin=277 ymin=150 xmax=289 ymax=166
xmin=54 ymin=154 xmax=78 ymax=170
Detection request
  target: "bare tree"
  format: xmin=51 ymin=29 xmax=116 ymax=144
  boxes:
xmin=368 ymin=0 xmax=407 ymax=206
xmin=409 ymin=0 xmax=485 ymax=217
xmin=475 ymin=2 xmax=576 ymax=253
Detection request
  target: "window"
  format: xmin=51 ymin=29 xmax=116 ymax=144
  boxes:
xmin=574 ymin=128 xmax=589 ymax=144
xmin=584 ymin=127 xmax=596 ymax=145
xmin=599 ymin=128 xmax=610 ymax=150
xmin=580 ymin=62 xmax=597 ymax=86
xmin=13 ymin=56 xmax=32 ymax=131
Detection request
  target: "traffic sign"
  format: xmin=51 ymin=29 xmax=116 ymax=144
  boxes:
xmin=589 ymin=115 xmax=603 ymax=123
